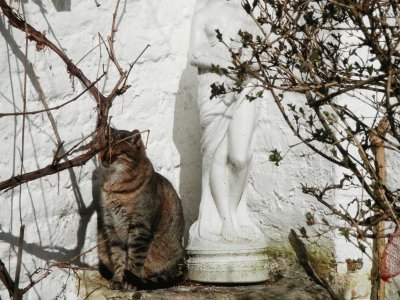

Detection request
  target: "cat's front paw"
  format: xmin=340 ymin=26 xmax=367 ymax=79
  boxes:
xmin=110 ymin=274 xmax=124 ymax=290
xmin=110 ymin=279 xmax=123 ymax=290
xmin=123 ymin=281 xmax=137 ymax=291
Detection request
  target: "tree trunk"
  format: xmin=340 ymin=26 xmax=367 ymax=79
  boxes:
xmin=370 ymin=118 xmax=388 ymax=300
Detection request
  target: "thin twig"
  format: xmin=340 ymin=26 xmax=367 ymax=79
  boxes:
xmin=108 ymin=0 xmax=123 ymax=74
xmin=76 ymin=39 xmax=106 ymax=66
xmin=57 ymin=132 xmax=96 ymax=160
xmin=52 ymin=142 xmax=65 ymax=165
xmin=17 ymin=0 xmax=29 ymax=228
xmin=98 ymin=33 xmax=112 ymax=63
xmin=0 ymin=72 xmax=107 ymax=118
xmin=13 ymin=225 xmax=25 ymax=300
xmin=122 ymin=43 xmax=151 ymax=87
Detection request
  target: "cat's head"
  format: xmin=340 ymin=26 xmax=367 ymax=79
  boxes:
xmin=99 ymin=128 xmax=145 ymax=168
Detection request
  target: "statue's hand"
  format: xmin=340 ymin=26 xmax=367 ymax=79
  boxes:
xmin=220 ymin=92 xmax=235 ymax=106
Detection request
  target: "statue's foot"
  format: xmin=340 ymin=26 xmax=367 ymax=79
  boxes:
xmin=221 ymin=224 xmax=238 ymax=242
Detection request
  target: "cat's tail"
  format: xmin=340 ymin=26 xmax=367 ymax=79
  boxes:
xmin=124 ymin=267 xmax=184 ymax=289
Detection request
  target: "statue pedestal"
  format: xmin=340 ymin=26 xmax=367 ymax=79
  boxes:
xmin=186 ymin=247 xmax=269 ymax=283
xmin=186 ymin=231 xmax=270 ymax=283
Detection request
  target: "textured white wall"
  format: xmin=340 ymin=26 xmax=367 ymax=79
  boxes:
xmin=1 ymin=0 xmax=395 ymax=299
xmin=0 ymin=1 xmax=200 ymax=298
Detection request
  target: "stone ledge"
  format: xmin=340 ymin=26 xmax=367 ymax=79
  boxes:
xmin=76 ymin=266 xmax=331 ymax=300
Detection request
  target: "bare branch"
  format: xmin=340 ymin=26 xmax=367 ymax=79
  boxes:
xmin=0 ymin=0 xmax=137 ymax=191
xmin=123 ymin=43 xmax=151 ymax=88
xmin=0 ymin=259 xmax=15 ymax=297
xmin=0 ymin=72 xmax=107 ymax=118
xmin=0 ymin=0 xmax=107 ymax=105
xmin=0 ymin=140 xmax=103 ymax=192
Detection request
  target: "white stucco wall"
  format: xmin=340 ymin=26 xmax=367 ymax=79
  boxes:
xmin=1 ymin=1 xmax=397 ymax=299
xmin=0 ymin=1 xmax=200 ymax=298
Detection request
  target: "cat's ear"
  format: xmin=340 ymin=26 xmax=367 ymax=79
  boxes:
xmin=130 ymin=130 xmax=142 ymax=149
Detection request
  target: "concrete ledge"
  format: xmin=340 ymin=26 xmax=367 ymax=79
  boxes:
xmin=76 ymin=261 xmax=331 ymax=299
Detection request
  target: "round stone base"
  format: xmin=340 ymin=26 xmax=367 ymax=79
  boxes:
xmin=186 ymin=247 xmax=270 ymax=283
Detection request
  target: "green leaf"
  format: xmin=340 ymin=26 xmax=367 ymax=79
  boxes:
xmin=310 ymin=50 xmax=320 ymax=62
xmin=269 ymin=149 xmax=283 ymax=166
xmin=215 ymin=29 xmax=223 ymax=41
xmin=364 ymin=199 xmax=372 ymax=209
xmin=255 ymin=91 xmax=263 ymax=98
xmin=242 ymin=1 xmax=251 ymax=14
xmin=304 ymin=11 xmax=315 ymax=25
xmin=339 ymin=228 xmax=350 ymax=241
xmin=341 ymin=156 xmax=349 ymax=167
xmin=330 ymin=148 xmax=338 ymax=158
xmin=307 ymin=115 xmax=314 ymax=127
xmin=209 ymin=83 xmax=226 ymax=99
xmin=358 ymin=242 xmax=366 ymax=253
xmin=299 ymin=107 xmax=305 ymax=117
xmin=210 ymin=64 xmax=228 ymax=75
xmin=246 ymin=94 xmax=257 ymax=102
xmin=252 ymin=0 xmax=259 ymax=9
xmin=366 ymin=65 xmax=373 ymax=75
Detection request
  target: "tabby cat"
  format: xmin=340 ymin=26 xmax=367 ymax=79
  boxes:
xmin=97 ymin=128 xmax=184 ymax=290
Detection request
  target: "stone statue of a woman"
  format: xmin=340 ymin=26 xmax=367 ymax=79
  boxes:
xmin=188 ymin=0 xmax=264 ymax=245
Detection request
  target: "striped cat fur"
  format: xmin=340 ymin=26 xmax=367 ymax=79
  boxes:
xmin=97 ymin=128 xmax=184 ymax=290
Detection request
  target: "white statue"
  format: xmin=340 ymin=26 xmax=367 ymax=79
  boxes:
xmin=188 ymin=0 xmax=264 ymax=244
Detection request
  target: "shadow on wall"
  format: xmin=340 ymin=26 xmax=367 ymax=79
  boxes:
xmin=173 ymin=64 xmax=202 ymax=244
xmin=0 ymin=159 xmax=99 ymax=269
xmin=51 ymin=0 xmax=71 ymax=11
xmin=0 ymin=10 xmax=96 ymax=271
xmin=30 ymin=0 xmax=72 ymax=12
xmin=0 ymin=17 xmax=41 ymax=95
